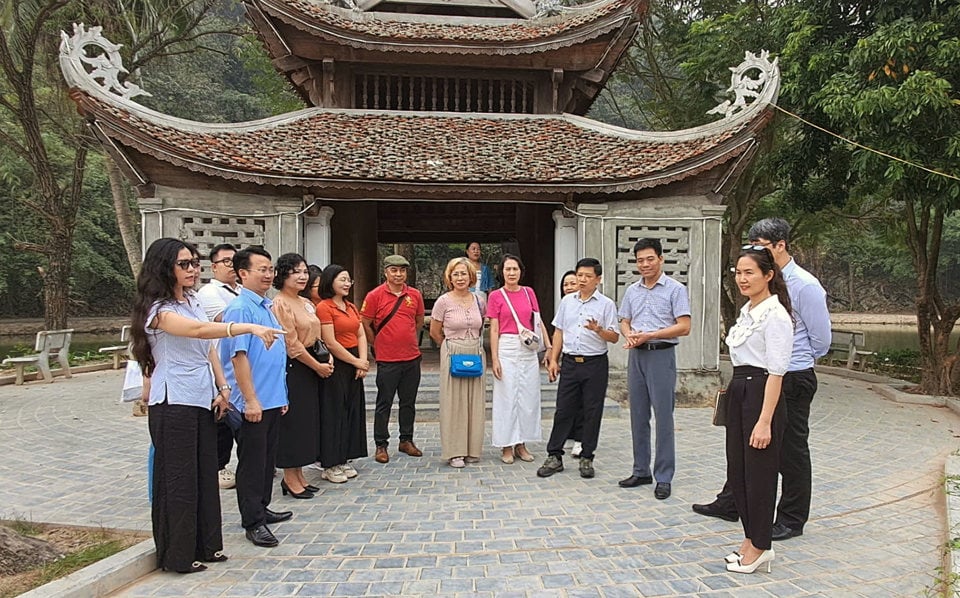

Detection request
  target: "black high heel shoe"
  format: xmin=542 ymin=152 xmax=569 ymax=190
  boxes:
xmin=304 ymin=484 xmax=320 ymax=493
xmin=172 ymin=561 xmax=207 ymax=574
xmin=203 ymin=551 xmax=228 ymax=563
xmin=280 ymin=479 xmax=314 ymax=499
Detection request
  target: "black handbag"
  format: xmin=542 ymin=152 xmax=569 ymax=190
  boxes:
xmin=312 ymin=339 xmax=331 ymax=362
xmin=712 ymin=389 xmax=728 ymax=427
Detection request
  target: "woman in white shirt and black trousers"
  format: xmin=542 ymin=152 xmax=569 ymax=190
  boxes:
xmin=723 ymin=245 xmax=794 ymax=574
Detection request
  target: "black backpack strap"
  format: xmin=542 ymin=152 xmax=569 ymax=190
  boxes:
xmin=373 ymin=294 xmax=408 ymax=334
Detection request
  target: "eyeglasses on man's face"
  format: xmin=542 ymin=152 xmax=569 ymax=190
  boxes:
xmin=212 ymin=257 xmax=233 ymax=266
xmin=244 ymin=266 xmax=275 ymax=275
xmin=176 ymin=258 xmax=202 ymax=270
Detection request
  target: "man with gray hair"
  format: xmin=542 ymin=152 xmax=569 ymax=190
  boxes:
xmin=693 ymin=217 xmax=831 ymax=541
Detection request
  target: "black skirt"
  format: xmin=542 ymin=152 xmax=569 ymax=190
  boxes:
xmin=276 ymin=357 xmax=321 ymax=468
xmin=319 ymin=346 xmax=368 ymax=466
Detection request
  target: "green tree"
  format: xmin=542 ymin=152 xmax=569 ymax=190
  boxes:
xmin=817 ymin=4 xmax=960 ymax=394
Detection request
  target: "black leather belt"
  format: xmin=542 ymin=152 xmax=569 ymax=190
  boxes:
xmin=563 ymin=353 xmax=607 ymax=363
xmin=635 ymin=342 xmax=675 ymax=351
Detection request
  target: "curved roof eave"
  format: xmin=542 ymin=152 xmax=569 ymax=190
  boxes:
xmin=251 ymin=0 xmax=646 ymax=54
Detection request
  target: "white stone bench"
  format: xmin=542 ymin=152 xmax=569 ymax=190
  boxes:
xmin=829 ymin=329 xmax=874 ymax=370
xmin=2 ymin=329 xmax=74 ymax=385
xmin=98 ymin=325 xmax=131 ymax=369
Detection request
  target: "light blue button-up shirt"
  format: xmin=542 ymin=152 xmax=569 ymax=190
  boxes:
xmin=220 ymin=288 xmax=288 ymax=412
xmin=145 ymin=292 xmax=215 ymax=409
xmin=782 ymin=259 xmax=832 ymax=371
xmin=552 ymin=289 xmax=619 ymax=356
xmin=618 ymin=274 xmax=691 ymax=344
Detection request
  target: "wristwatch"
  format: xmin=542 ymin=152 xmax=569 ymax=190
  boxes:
xmin=218 ymin=385 xmax=232 ymax=393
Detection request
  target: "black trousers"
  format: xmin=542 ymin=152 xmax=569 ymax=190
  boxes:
xmin=320 ymin=348 xmax=367 ymax=467
xmin=546 ymin=354 xmax=608 ymax=460
xmin=711 ymin=369 xmax=817 ymax=532
xmin=374 ymin=357 xmax=422 ymax=446
xmin=216 ymin=420 xmax=234 ymax=471
xmin=148 ymin=402 xmax=223 ymax=571
xmin=726 ymin=366 xmax=786 ymax=550
xmin=235 ymin=407 xmax=282 ymax=530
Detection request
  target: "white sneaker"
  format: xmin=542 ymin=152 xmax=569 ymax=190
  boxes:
xmin=341 ymin=463 xmax=358 ymax=478
xmin=305 ymin=461 xmax=324 ymax=472
xmin=321 ymin=465 xmax=348 ymax=484
xmin=571 ymin=441 xmax=583 ymax=458
xmin=218 ymin=468 xmax=236 ymax=489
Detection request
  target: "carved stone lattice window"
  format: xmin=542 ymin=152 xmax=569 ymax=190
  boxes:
xmin=615 ymin=225 xmax=691 ymax=302
xmin=179 ymin=216 xmax=266 ymax=284
xmin=354 ymin=73 xmax=535 ymax=113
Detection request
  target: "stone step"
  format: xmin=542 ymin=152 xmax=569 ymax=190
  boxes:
xmin=356 ymin=371 xmax=620 ymax=422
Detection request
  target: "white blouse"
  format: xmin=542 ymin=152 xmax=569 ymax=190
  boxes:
xmin=726 ymin=294 xmax=794 ymax=376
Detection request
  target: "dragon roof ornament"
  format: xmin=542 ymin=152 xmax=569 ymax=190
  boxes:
xmin=59 ymin=23 xmax=150 ymax=102
xmin=707 ymin=50 xmax=778 ymax=119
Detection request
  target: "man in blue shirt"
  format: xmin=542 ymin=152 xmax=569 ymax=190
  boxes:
xmin=221 ymin=246 xmax=290 ymax=548
xmin=617 ymin=239 xmax=691 ymax=500
xmin=693 ymin=218 xmax=831 ymax=541
xmin=537 ymin=258 xmax=620 ymax=480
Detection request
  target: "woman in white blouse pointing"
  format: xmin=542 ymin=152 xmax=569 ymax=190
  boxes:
xmin=723 ymin=245 xmax=794 ymax=574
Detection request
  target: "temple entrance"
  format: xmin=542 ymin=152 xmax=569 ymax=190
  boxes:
xmin=329 ymin=200 xmax=558 ymax=317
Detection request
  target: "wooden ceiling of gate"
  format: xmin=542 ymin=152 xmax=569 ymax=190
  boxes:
xmin=376 ymin=201 xmax=519 ymax=242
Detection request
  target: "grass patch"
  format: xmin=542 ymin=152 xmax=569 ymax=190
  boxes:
xmin=31 ymin=538 xmax=127 ymax=587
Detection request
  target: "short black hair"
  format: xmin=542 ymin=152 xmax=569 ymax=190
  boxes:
xmin=209 ymin=243 xmax=237 ymax=263
xmin=273 ymin=253 xmax=306 ymax=290
xmin=233 ymin=246 xmax=272 ymax=275
xmin=319 ymin=264 xmax=346 ymax=300
xmin=632 ymin=238 xmax=663 ymax=257
xmin=748 ymin=217 xmax=791 ymax=247
xmin=498 ymin=253 xmax=524 ymax=285
xmin=576 ymin=257 xmax=602 ymax=276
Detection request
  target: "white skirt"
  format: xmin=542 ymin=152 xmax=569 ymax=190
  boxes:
xmin=491 ymin=335 xmax=542 ymax=447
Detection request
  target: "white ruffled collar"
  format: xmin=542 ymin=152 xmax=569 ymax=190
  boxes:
xmin=726 ymin=295 xmax=782 ymax=348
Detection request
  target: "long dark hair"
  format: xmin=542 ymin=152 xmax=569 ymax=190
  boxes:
xmin=738 ymin=246 xmax=792 ymax=317
xmin=130 ymin=238 xmax=197 ymax=377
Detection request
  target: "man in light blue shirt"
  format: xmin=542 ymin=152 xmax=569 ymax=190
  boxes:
xmin=693 ymin=218 xmax=831 ymax=541
xmin=221 ymin=246 xmax=289 ymax=548
xmin=617 ymin=239 xmax=691 ymax=500
xmin=537 ymin=258 xmax=619 ymax=480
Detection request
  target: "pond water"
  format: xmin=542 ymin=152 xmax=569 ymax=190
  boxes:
xmin=851 ymin=324 xmax=958 ymax=352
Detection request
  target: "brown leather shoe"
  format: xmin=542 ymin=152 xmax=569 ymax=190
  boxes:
xmin=375 ymin=446 xmax=389 ymax=463
xmin=397 ymin=440 xmax=422 ymax=457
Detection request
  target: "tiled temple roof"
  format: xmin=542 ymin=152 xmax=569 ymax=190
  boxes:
xmin=254 ymin=0 xmax=646 ymax=53
xmin=68 ymin=90 xmax=770 ymax=194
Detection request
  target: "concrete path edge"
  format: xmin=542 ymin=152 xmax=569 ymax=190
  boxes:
xmin=18 ymin=539 xmax=155 ymax=598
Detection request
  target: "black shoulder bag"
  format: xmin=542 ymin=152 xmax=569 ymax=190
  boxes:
xmin=373 ymin=294 xmax=408 ymax=334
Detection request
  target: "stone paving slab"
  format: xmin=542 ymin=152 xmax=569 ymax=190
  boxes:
xmin=1 ymin=370 xmax=958 ymax=596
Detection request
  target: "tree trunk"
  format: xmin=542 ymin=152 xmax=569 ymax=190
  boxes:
xmin=106 ymin=156 xmax=142 ymax=277
xmin=42 ymin=226 xmax=73 ymax=330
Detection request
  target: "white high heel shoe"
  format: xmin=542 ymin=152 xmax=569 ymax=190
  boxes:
xmin=724 ymin=551 xmax=741 ymax=564
xmin=726 ymin=548 xmax=774 ymax=573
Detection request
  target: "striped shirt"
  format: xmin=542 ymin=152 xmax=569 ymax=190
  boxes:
xmin=145 ymin=292 xmax=215 ymax=409
xmin=617 ymin=274 xmax=691 ymax=344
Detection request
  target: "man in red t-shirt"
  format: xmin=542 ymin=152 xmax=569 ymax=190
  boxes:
xmin=361 ymin=255 xmax=426 ymax=463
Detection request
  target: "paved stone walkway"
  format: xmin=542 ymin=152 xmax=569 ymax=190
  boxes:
xmin=1 ymin=369 xmax=956 ymax=597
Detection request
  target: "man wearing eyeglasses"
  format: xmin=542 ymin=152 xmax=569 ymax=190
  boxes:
xmin=618 ymin=238 xmax=691 ymax=500
xmin=197 ymin=243 xmax=240 ymax=490
xmin=693 ymin=217 xmax=831 ymax=542
xmin=220 ymin=246 xmax=290 ymax=548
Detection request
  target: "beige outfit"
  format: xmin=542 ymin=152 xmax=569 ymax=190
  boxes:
xmin=433 ymin=292 xmax=486 ymax=460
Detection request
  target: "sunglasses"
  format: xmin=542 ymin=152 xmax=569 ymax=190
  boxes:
xmin=741 ymin=245 xmax=770 ymax=252
xmin=176 ymin=258 xmax=202 ymax=270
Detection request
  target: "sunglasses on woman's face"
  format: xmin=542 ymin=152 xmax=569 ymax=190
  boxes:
xmin=176 ymin=258 xmax=201 ymax=270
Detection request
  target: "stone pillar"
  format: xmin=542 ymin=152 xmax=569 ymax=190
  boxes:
xmin=552 ymin=209 xmax=578 ymax=302
xmin=303 ymin=206 xmax=334 ymax=267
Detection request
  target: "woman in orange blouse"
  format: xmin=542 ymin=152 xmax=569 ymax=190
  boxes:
xmin=271 ymin=254 xmax=334 ymax=498
xmin=315 ymin=264 xmax=369 ymax=483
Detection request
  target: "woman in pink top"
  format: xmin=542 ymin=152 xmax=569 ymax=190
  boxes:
xmin=430 ymin=258 xmax=487 ymax=468
xmin=486 ymin=254 xmax=551 ymax=464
